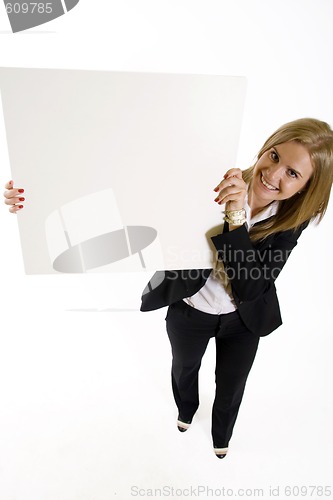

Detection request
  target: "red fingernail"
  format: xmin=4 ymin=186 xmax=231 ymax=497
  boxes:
xmin=18 ymin=189 xmax=24 ymax=193
xmin=218 ymin=201 xmax=222 ymax=205
xmin=214 ymin=197 xmax=219 ymax=202
xmin=18 ymin=205 xmax=23 ymax=209
xmin=19 ymin=197 xmax=25 ymax=201
xmin=214 ymin=187 xmax=219 ymax=192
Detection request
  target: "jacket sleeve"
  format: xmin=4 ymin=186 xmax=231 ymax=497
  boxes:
xmin=210 ymin=221 xmax=309 ymax=303
xmin=140 ymin=269 xmax=211 ymax=311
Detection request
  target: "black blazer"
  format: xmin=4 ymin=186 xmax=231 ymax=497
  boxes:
xmin=140 ymin=219 xmax=309 ymax=337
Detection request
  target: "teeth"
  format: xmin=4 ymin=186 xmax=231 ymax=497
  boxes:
xmin=261 ymin=175 xmax=278 ymax=191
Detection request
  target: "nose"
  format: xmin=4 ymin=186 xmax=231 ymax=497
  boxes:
xmin=266 ymin=164 xmax=283 ymax=183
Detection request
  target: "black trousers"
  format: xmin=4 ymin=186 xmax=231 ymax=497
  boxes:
xmin=165 ymin=300 xmax=260 ymax=448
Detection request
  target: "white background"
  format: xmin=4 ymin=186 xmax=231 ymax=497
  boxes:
xmin=0 ymin=1 xmax=332 ymax=499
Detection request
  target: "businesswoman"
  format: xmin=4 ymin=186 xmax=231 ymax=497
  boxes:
xmin=140 ymin=118 xmax=333 ymax=459
xmin=4 ymin=118 xmax=333 ymax=459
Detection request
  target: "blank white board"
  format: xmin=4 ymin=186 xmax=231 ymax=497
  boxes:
xmin=0 ymin=68 xmax=246 ymax=273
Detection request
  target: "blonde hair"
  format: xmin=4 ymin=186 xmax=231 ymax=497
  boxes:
xmin=243 ymin=118 xmax=333 ymax=241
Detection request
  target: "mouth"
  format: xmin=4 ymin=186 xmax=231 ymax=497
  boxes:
xmin=260 ymin=174 xmax=279 ymax=191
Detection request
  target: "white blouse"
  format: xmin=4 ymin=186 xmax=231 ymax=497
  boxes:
xmin=183 ymin=198 xmax=279 ymax=314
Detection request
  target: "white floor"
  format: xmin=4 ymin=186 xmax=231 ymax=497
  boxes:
xmin=0 ymin=227 xmax=332 ymax=500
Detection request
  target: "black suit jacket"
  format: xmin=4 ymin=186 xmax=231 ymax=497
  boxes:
xmin=140 ymin=220 xmax=309 ymax=337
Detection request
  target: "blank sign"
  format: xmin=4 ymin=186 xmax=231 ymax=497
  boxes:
xmin=0 ymin=68 xmax=246 ymax=274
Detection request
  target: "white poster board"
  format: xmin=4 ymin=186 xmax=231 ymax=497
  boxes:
xmin=0 ymin=68 xmax=246 ymax=274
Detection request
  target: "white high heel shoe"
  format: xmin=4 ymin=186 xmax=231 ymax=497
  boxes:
xmin=177 ymin=416 xmax=192 ymax=432
xmin=214 ymin=446 xmax=228 ymax=459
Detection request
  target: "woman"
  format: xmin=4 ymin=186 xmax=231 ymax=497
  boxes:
xmin=140 ymin=118 xmax=333 ymax=459
xmin=4 ymin=118 xmax=333 ymax=459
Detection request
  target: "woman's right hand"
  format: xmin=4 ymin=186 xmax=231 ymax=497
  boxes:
xmin=213 ymin=168 xmax=247 ymax=211
xmin=3 ymin=180 xmax=25 ymax=213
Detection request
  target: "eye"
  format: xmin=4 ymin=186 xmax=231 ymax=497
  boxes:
xmin=269 ymin=150 xmax=279 ymax=162
xmin=287 ymin=169 xmax=298 ymax=179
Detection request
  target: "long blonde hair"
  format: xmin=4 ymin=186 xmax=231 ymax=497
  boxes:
xmin=243 ymin=118 xmax=333 ymax=241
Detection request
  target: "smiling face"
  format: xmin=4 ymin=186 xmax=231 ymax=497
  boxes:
xmin=248 ymin=141 xmax=314 ymax=211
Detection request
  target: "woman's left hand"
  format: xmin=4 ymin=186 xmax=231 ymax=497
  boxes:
xmin=214 ymin=168 xmax=247 ymax=211
xmin=3 ymin=180 xmax=25 ymax=213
